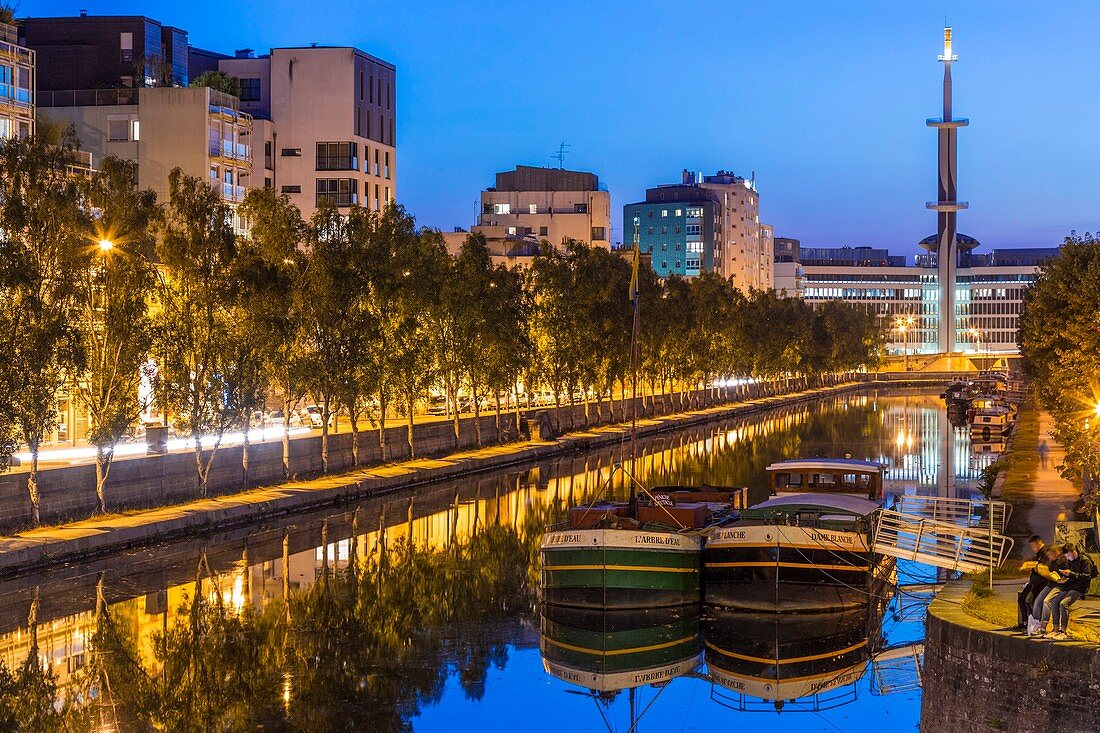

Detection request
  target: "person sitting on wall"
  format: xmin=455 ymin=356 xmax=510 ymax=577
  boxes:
xmin=1041 ymin=543 xmax=1097 ymax=640
xmin=1015 ymin=534 xmax=1047 ymax=631
xmin=1029 ymin=544 xmax=1067 ymax=636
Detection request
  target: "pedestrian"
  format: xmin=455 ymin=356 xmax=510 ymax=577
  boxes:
xmin=1015 ymin=535 xmax=1047 ymax=631
xmin=1029 ymin=544 xmax=1066 ymax=636
xmin=1041 ymin=543 xmax=1097 ymax=639
xmin=1038 ymin=440 xmax=1049 ymax=469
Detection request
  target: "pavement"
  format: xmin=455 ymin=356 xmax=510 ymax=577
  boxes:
xmin=985 ymin=579 xmax=1100 ymax=643
xmin=0 ymin=380 xmax=867 ymax=576
xmin=1024 ymin=411 xmax=1085 ymax=540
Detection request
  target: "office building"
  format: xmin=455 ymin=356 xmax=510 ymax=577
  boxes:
xmin=476 ymin=165 xmax=611 ymax=249
xmin=0 ymin=21 xmax=33 ymax=139
xmin=623 ymin=169 xmax=772 ymax=291
xmin=214 ymin=46 xmax=396 ymax=219
xmin=777 ymin=242 xmax=1059 ymax=354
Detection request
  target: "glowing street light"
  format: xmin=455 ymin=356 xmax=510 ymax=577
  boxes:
xmin=98 ymin=238 xmax=114 ymax=253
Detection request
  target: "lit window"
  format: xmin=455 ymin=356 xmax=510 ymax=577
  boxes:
xmin=493 ymin=203 xmax=511 ymax=215
xmin=675 ymin=209 xmax=682 ymax=216
xmin=507 ymin=226 xmax=517 ymax=235
xmin=661 ymin=209 xmax=668 ymax=217
xmin=131 ymin=119 xmax=140 ymax=141
xmin=529 ymin=203 xmax=537 ymax=214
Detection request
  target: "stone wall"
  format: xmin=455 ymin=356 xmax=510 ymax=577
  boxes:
xmin=922 ymin=584 xmax=1100 ymax=733
xmin=0 ymin=378 xmax=844 ymax=531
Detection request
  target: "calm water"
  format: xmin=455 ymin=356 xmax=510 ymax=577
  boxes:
xmin=0 ymin=389 xmax=996 ymax=732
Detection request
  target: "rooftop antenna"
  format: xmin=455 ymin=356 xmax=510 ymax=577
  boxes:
xmin=552 ymin=142 xmax=570 ymax=169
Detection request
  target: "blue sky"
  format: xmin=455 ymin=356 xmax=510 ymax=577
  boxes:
xmin=23 ymin=1 xmax=1100 ymax=252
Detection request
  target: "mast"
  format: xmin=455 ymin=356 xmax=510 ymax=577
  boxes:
xmin=628 ymin=217 xmax=641 ymax=513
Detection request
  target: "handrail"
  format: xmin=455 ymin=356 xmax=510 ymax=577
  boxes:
xmin=873 ymin=509 xmax=1014 ymax=574
xmin=893 ymin=495 xmax=1012 ymax=534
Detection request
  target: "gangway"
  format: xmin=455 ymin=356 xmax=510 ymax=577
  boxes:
xmin=892 ymin=495 xmax=1011 ymax=534
xmin=873 ymin=509 xmax=1014 ymax=574
xmin=870 ymin=643 xmax=924 ymax=695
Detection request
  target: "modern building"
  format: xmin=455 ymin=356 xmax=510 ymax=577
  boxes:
xmin=776 ymin=242 xmax=1060 ymax=354
xmin=41 ymin=86 xmax=254 ymax=231
xmin=477 ymin=165 xmax=611 ymax=249
xmin=20 ymin=13 xmax=188 ymax=90
xmin=0 ymin=21 xmax=34 ymax=139
xmin=623 ymin=169 xmax=773 ymax=291
xmin=214 ymin=45 xmax=396 ymax=219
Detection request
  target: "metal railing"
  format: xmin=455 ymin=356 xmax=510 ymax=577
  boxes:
xmin=892 ymin=495 xmax=1012 ymax=534
xmin=873 ymin=509 xmax=1014 ymax=574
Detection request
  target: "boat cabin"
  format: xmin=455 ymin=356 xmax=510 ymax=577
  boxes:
xmin=766 ymin=458 xmax=886 ymax=501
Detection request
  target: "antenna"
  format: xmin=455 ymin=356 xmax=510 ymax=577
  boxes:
xmin=551 ymin=142 xmax=571 ymax=169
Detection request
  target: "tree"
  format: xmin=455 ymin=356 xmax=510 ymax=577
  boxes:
xmin=238 ymin=188 xmax=308 ymax=478
xmin=154 ymin=169 xmax=240 ymax=496
xmin=189 ymin=70 xmax=242 ymax=98
xmin=0 ymin=134 xmax=88 ymax=524
xmin=75 ymin=157 xmax=158 ymax=513
xmin=1019 ymin=233 xmax=1100 ymax=505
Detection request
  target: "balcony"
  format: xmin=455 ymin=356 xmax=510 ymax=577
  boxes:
xmin=209 ymin=139 xmax=251 ymax=162
xmin=221 ymin=183 xmax=246 ymax=202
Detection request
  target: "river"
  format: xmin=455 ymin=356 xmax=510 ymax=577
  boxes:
xmin=0 ymin=388 xmax=996 ymax=732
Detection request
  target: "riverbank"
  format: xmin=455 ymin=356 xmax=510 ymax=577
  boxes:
xmin=0 ymin=380 xmax=875 ymax=576
xmin=922 ymin=580 xmax=1100 ymax=733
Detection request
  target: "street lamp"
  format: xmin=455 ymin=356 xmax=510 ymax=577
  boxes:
xmin=98 ymin=238 xmax=114 ymax=253
xmin=895 ymin=317 xmax=911 ymax=372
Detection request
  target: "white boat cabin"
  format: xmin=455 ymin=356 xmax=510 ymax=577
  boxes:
xmin=766 ymin=458 xmax=886 ymax=501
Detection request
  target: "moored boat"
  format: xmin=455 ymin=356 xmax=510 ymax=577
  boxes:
xmin=540 ymin=484 xmax=747 ymax=609
xmin=703 ymin=459 xmax=895 ymax=612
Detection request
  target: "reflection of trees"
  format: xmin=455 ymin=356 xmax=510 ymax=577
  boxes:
xmin=0 ymin=519 xmax=542 ymax=732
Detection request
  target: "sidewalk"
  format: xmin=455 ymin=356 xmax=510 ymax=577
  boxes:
xmin=0 ymin=381 xmax=866 ymax=576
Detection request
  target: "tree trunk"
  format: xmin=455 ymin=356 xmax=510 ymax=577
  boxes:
xmin=241 ymin=411 xmax=250 ymax=488
xmin=350 ymin=412 xmax=360 ymax=467
xmin=28 ymin=439 xmax=40 ymax=525
xmin=583 ymin=391 xmax=591 ymax=426
xmin=282 ymin=397 xmax=293 ymax=479
xmin=94 ymin=446 xmax=109 ymax=515
xmin=472 ymin=387 xmax=483 ymax=447
xmin=450 ymin=385 xmax=460 ymax=449
xmin=378 ymin=390 xmax=388 ymax=462
xmin=494 ymin=389 xmax=502 ymax=443
xmin=194 ymin=443 xmax=207 ymax=497
xmin=406 ymin=393 xmax=416 ymax=458
xmin=513 ymin=384 xmax=523 ymax=439
xmin=320 ymin=399 xmax=330 ymax=474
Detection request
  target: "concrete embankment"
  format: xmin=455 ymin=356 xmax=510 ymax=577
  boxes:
xmin=0 ymin=380 xmax=880 ymax=576
xmin=922 ymin=582 xmax=1100 ymax=733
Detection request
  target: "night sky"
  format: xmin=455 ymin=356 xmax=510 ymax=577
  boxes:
xmin=23 ymin=0 xmax=1100 ymax=253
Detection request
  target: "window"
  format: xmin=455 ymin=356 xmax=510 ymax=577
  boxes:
xmin=674 ymin=226 xmax=681 ymax=234
xmin=264 ymin=177 xmax=272 ymax=189
xmin=675 ymin=260 xmax=681 ymax=269
xmin=539 ymin=226 xmax=548 ymax=236
xmin=647 ymin=227 xmax=653 ymax=235
xmin=384 ymin=151 xmax=390 ymax=179
xmin=675 ymin=209 xmax=682 ymax=217
xmin=529 ymin=203 xmax=537 ymax=214
xmin=374 ymin=149 xmax=380 ymax=176
xmin=492 ymin=203 xmax=511 ymax=215
xmin=573 ymin=203 xmax=588 ymax=214
xmin=686 ymin=224 xmax=701 ymax=236
xmin=316 ymin=141 xmax=359 ymax=171
xmin=131 ymin=120 xmax=140 ymax=141
xmin=107 ymin=118 xmax=130 ymax=142
xmin=369 ymin=74 xmax=374 ymax=103
xmin=661 ymin=226 xmax=667 ymax=234
xmin=647 ymin=210 xmax=653 ymax=218
xmin=316 ymin=178 xmax=357 ymax=207
xmin=661 ymin=261 xmax=668 ymax=269
xmin=120 ymin=32 xmax=133 ymax=63
xmin=591 ymin=227 xmax=606 ymax=240
xmin=507 ymin=226 xmax=517 ymax=235
xmin=240 ymin=78 xmax=261 ymax=102
xmin=281 ymin=148 xmax=302 ymax=157
xmin=281 ymin=185 xmax=301 ymax=193
xmin=686 ymin=207 xmax=703 ymax=217
xmin=264 ymin=141 xmax=272 ymax=169
xmin=661 ymin=209 xmax=668 ymax=217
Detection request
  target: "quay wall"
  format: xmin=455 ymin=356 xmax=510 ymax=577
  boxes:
xmin=922 ymin=583 xmax=1100 ymax=733
xmin=0 ymin=376 xmax=889 ymax=532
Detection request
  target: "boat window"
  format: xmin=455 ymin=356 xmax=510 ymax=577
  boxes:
xmin=786 ymin=473 xmax=803 ymax=487
xmin=816 ymin=473 xmax=837 ymax=487
xmin=773 ymin=472 xmax=791 ymax=487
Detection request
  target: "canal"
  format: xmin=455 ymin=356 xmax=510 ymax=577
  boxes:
xmin=0 ymin=388 xmax=997 ymax=731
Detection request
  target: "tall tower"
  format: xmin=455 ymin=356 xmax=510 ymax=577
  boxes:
xmin=926 ymin=27 xmax=968 ymax=353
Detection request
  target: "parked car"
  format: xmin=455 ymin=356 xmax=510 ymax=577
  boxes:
xmin=265 ymin=410 xmax=287 ymax=429
xmin=300 ymin=405 xmax=329 ymax=428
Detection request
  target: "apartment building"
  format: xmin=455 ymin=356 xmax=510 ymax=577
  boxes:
xmin=214 ymin=45 xmax=396 ymax=218
xmin=477 ymin=165 xmax=611 ymax=249
xmin=623 ymin=170 xmax=773 ymax=291
xmin=0 ymin=21 xmax=34 ymax=139
xmin=41 ymin=86 xmax=253 ymax=230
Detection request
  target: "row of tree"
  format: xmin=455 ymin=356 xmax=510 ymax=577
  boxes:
xmin=0 ymin=134 xmax=884 ymax=523
xmin=1019 ymin=232 xmax=1100 ymax=513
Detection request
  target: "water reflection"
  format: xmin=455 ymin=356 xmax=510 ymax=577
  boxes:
xmin=0 ymin=390 xmax=972 ymax=730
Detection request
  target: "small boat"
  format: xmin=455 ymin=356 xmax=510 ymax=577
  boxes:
xmin=540 ymin=483 xmax=747 ymax=609
xmin=968 ymin=394 xmax=1015 ymax=438
xmin=702 ymin=459 xmax=895 ymax=612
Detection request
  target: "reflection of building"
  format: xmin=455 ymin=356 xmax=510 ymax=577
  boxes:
xmin=0 ymin=21 xmax=34 ymax=139
xmin=623 ymin=169 xmax=773 ymax=290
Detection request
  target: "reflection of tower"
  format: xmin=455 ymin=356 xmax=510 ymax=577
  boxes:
xmin=924 ymin=27 xmax=969 ymax=353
